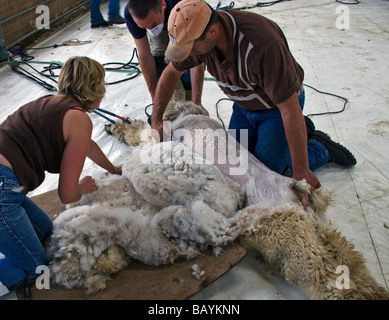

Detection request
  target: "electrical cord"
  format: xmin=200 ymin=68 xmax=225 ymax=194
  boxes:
xmin=102 ymin=48 xmax=140 ymax=85
xmin=145 ymin=104 xmax=153 ymax=126
xmin=8 ymin=39 xmax=93 ymax=62
xmin=214 ymin=83 xmax=349 ymax=128
xmin=335 ymin=0 xmax=359 ymax=4
xmin=9 ymin=47 xmax=141 ymax=90
xmin=216 ymin=1 xmax=289 ymax=10
xmin=9 ymin=59 xmax=58 ymax=91
xmin=303 ymin=84 xmax=348 ymax=117
xmin=216 ymin=0 xmax=360 ymax=10
xmin=215 ymin=98 xmax=231 ymax=130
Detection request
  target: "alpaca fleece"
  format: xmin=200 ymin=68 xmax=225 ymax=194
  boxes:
xmin=45 ymin=100 xmax=389 ymax=299
xmin=46 ymin=142 xmax=249 ymax=292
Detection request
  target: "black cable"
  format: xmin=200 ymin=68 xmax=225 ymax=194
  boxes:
xmin=8 ymin=40 xmax=93 ymax=62
xmin=254 ymin=1 xmax=289 ymax=8
xmin=145 ymin=103 xmax=153 ymax=126
xmin=102 ymin=49 xmax=141 ymax=85
xmin=214 ymin=84 xmax=348 ymax=124
xmin=217 ymin=0 xmax=291 ymax=10
xmin=215 ymin=98 xmax=232 ymax=130
xmin=9 ymin=60 xmax=58 ymax=91
xmin=217 ymin=0 xmax=360 ymax=11
xmin=40 ymin=63 xmax=62 ymax=83
xmin=8 ymin=47 xmax=34 ymax=61
xmin=303 ymin=84 xmax=348 ymax=117
xmin=8 ymin=48 xmax=141 ymax=90
xmin=335 ymin=0 xmax=359 ymax=4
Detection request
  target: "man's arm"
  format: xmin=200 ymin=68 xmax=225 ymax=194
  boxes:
xmin=152 ymin=62 xmax=184 ymax=141
xmin=277 ymin=92 xmax=321 ymax=190
xmin=134 ymin=37 xmax=158 ymax=100
xmin=190 ymin=63 xmax=205 ymax=105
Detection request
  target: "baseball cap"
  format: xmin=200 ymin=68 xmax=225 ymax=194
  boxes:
xmin=165 ymin=0 xmax=213 ymax=62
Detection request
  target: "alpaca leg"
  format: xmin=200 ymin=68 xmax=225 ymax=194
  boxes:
xmin=239 ymin=206 xmax=348 ymax=300
xmin=315 ymin=224 xmax=389 ymax=299
xmin=84 ymin=245 xmax=130 ymax=294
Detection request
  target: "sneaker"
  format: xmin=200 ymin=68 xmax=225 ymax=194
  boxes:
xmin=91 ymin=20 xmax=109 ymax=28
xmin=311 ymin=130 xmax=357 ymax=167
xmin=304 ymin=116 xmax=315 ymax=139
xmin=108 ymin=16 xmax=125 ymax=25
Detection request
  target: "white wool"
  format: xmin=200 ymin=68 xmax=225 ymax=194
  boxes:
xmin=46 ymin=141 xmax=247 ymax=290
xmin=123 ymin=142 xmax=245 ymax=216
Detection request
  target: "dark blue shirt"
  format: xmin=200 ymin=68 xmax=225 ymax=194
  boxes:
xmin=124 ymin=0 xmax=180 ymax=39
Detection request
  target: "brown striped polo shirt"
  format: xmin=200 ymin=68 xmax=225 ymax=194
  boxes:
xmin=172 ymin=9 xmax=304 ymax=110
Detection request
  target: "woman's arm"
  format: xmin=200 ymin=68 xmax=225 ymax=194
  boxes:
xmin=87 ymin=140 xmax=121 ymax=175
xmin=59 ymin=109 xmax=94 ymax=204
xmin=58 ymin=109 xmax=121 ymax=204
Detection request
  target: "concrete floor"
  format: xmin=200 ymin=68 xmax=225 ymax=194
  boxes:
xmin=0 ymin=0 xmax=388 ymax=300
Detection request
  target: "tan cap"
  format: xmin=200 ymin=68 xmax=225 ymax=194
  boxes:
xmin=165 ymin=0 xmax=212 ymax=62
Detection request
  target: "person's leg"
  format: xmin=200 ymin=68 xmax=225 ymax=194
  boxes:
xmin=0 ymin=167 xmax=50 ymax=290
xmin=229 ymin=98 xmax=329 ymax=175
xmin=252 ymin=108 xmax=291 ymax=174
xmin=154 ymin=56 xmax=168 ymax=80
xmin=22 ymin=197 xmax=52 ymax=242
xmin=250 ymin=88 xmax=328 ymax=175
xmin=180 ymin=70 xmax=192 ymax=101
xmin=228 ymin=103 xmax=258 ymax=153
xmin=90 ymin=0 xmax=105 ymax=25
xmin=108 ymin=0 xmax=120 ymax=20
xmin=0 ymin=204 xmax=49 ymax=289
xmin=108 ymin=0 xmax=125 ymax=24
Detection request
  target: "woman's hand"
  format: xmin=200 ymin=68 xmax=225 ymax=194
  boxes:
xmin=79 ymin=176 xmax=98 ymax=195
xmin=114 ymin=164 xmax=123 ymax=175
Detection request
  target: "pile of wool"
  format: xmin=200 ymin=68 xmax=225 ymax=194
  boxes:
xmin=45 ymin=141 xmax=251 ymax=292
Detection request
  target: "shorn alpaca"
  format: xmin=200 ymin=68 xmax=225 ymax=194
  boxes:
xmin=45 ymin=101 xmax=389 ymax=299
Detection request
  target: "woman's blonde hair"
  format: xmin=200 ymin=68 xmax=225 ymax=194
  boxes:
xmin=58 ymin=56 xmax=106 ymax=112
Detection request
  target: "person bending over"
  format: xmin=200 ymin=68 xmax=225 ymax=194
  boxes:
xmin=151 ymin=0 xmax=356 ymax=191
xmin=0 ymin=56 xmax=122 ymax=296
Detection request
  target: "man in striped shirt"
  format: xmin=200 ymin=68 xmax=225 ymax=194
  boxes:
xmin=151 ymin=0 xmax=356 ymax=190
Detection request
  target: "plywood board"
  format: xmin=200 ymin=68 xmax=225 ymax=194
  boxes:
xmin=18 ymin=190 xmax=247 ymax=300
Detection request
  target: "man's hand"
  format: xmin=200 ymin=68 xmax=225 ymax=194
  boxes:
xmin=293 ymin=168 xmax=321 ymax=191
xmin=292 ymin=168 xmax=321 ymax=209
xmin=151 ymin=62 xmax=185 ymax=142
xmin=151 ymin=118 xmax=164 ymax=142
xmin=151 ymin=119 xmax=172 ymax=142
xmin=278 ymin=92 xmax=322 ymax=191
xmin=114 ymin=164 xmax=123 ymax=175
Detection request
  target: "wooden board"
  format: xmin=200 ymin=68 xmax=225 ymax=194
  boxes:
xmin=18 ymin=190 xmax=247 ymax=300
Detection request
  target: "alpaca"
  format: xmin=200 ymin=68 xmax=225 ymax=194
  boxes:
xmin=166 ymin=101 xmax=389 ymax=300
xmin=105 ymin=119 xmax=151 ymax=147
xmin=45 ymin=100 xmax=389 ymax=299
xmin=46 ymin=144 xmax=247 ymax=293
xmin=103 ymin=81 xmax=208 ymax=148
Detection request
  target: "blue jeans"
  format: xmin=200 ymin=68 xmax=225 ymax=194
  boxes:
xmin=228 ymin=89 xmax=329 ymax=174
xmin=0 ymin=165 xmax=52 ymax=290
xmin=90 ymin=0 xmax=121 ymax=24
